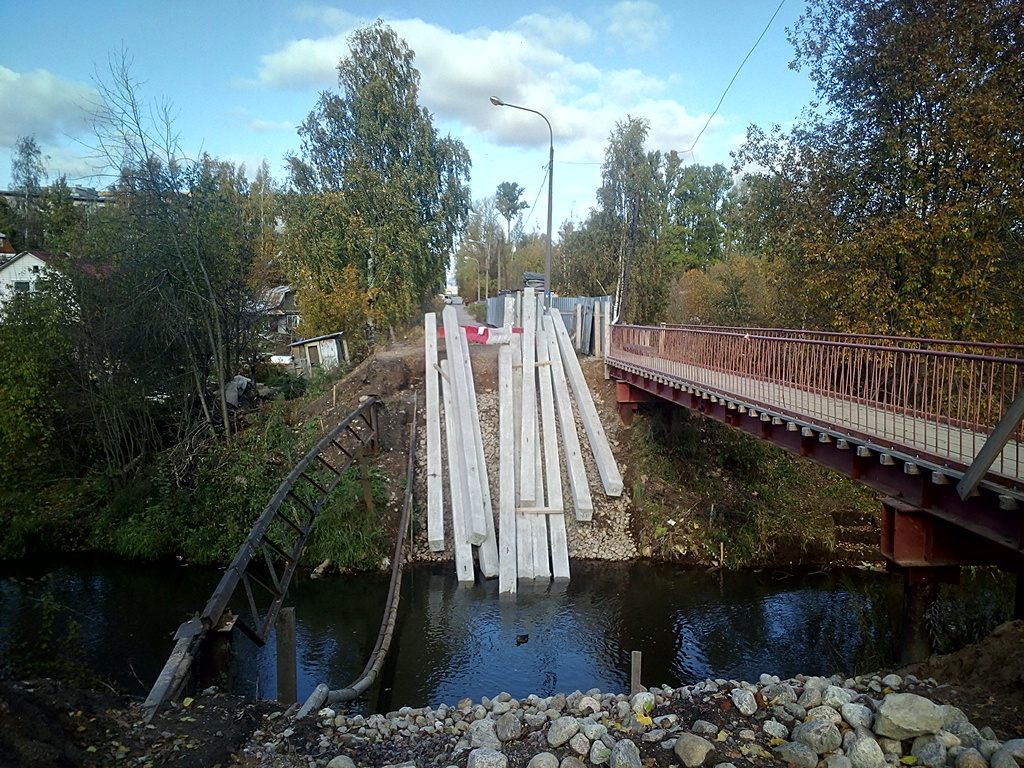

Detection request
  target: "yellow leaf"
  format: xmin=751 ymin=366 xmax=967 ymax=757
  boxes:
xmin=182 ymin=697 xmax=194 ymax=707
xmin=636 ymin=713 xmax=653 ymax=725
xmin=770 ymin=738 xmax=787 ymax=746
xmin=716 ymin=729 xmax=730 ymax=742
xmin=900 ymin=757 xmax=918 ymax=765
xmin=86 ymin=746 xmax=97 ymax=753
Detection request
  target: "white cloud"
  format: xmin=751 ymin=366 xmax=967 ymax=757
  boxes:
xmin=511 ymin=13 xmax=593 ymax=50
xmin=248 ymin=11 xmax=730 ymax=174
xmin=606 ymin=1 xmax=667 ymax=50
xmin=249 ymin=118 xmax=294 ymax=133
xmin=0 ymin=67 xmax=98 ymax=148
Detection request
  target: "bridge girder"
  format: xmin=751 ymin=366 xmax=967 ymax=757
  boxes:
xmin=612 ymin=371 xmax=1024 ymax=570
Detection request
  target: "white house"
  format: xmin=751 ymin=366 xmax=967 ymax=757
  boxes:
xmin=0 ymin=250 xmax=50 ymax=304
xmin=287 ymin=332 xmax=349 ymax=377
xmin=0 ymin=244 xmax=112 ymax=307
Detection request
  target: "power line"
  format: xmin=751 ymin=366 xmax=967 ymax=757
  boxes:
xmin=686 ymin=0 xmax=788 ymax=156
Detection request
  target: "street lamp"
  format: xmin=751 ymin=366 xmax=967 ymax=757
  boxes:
xmin=489 ymin=96 xmax=553 ymax=298
xmin=463 ymin=254 xmax=481 ymax=303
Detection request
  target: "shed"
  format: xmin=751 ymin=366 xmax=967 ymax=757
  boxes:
xmin=288 ymin=332 xmax=349 ymax=377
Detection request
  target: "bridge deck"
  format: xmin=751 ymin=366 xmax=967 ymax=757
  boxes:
xmin=609 ymin=350 xmax=1024 ymax=488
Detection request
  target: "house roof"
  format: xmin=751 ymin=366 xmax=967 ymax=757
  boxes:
xmin=288 ymin=331 xmax=345 ymax=347
xmin=0 ymin=250 xmax=113 ymax=278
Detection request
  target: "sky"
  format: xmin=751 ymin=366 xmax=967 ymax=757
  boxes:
xmin=0 ymin=0 xmax=817 ymax=233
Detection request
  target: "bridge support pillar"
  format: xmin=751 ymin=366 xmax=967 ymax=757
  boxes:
xmin=1016 ymin=570 xmax=1024 ymax=621
xmin=898 ymin=566 xmax=958 ymax=664
xmin=198 ymin=612 xmax=236 ymax=692
xmin=616 ymin=381 xmax=652 ymax=426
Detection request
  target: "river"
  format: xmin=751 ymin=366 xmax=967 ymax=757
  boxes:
xmin=0 ymin=557 xmax=904 ymax=712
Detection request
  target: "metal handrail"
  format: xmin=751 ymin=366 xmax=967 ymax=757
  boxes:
xmin=144 ymin=396 xmax=381 ymax=719
xmin=609 ymin=325 xmax=1024 ymax=485
xmin=297 ymin=393 xmax=418 ymax=717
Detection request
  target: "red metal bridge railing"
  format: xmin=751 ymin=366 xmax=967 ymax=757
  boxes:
xmin=609 ymin=324 xmax=1024 ymax=488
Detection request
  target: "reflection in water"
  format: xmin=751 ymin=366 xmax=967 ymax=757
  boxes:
xmin=0 ymin=558 xmax=903 ymax=713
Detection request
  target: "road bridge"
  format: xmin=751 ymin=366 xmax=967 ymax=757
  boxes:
xmin=608 ymin=324 xmax=1024 ymax=661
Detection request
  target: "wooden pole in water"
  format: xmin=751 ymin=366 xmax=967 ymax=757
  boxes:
xmin=630 ymin=650 xmax=643 ymax=695
xmin=277 ymin=607 xmax=297 ymax=704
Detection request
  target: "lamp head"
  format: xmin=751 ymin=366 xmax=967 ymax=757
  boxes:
xmin=489 ymin=96 xmax=505 ymax=107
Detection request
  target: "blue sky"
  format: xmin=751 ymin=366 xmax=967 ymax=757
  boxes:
xmin=0 ymin=0 xmax=816 ymax=231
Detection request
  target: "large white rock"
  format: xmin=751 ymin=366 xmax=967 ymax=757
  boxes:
xmin=874 ymin=694 xmax=946 ymax=740
xmin=792 ymin=719 xmax=843 ymax=754
xmin=848 ymin=737 xmax=886 ymax=768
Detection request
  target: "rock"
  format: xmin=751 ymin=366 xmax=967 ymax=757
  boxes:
xmin=581 ymin=721 xmax=608 ymax=740
xmin=468 ymin=718 xmax=501 ymax=750
xmin=526 ymin=753 xmax=559 ymax=768
xmin=590 ymin=739 xmax=612 ymax=765
xmin=991 ymin=750 xmax=1019 ymax=768
xmin=911 ymin=734 xmax=948 ymax=767
xmin=944 ymin=721 xmax=982 ymax=749
xmin=731 ymin=688 xmax=758 ymax=716
xmin=808 ymin=704 xmax=844 ymax=724
xmin=824 ymin=685 xmax=854 ymax=709
xmin=792 ymin=719 xmax=843 ymax=754
xmin=955 ymin=748 xmax=988 ymax=768
xmin=842 ymin=703 xmax=875 ymax=730
xmin=881 ymin=675 xmax=903 ymax=690
xmin=763 ymin=719 xmax=789 ymax=740
xmin=827 ymin=755 xmax=855 ymax=768
xmin=848 ymin=736 xmax=886 ymax=768
xmin=577 ymin=696 xmax=602 ymax=715
xmin=764 ymin=683 xmax=798 ymax=705
xmin=468 ymin=749 xmax=508 ymax=768
xmin=547 ymin=716 xmax=580 ymax=748
xmin=631 ymin=691 xmax=656 ymax=715
xmin=560 ymin=757 xmax=587 ymax=768
xmin=799 ymin=687 xmax=824 ymax=708
xmin=496 ymin=711 xmax=522 ymax=742
xmin=610 ymin=738 xmax=642 ymax=768
xmin=691 ymin=719 xmax=719 ymax=738
xmin=878 ymin=737 xmax=903 ymax=757
xmin=774 ymin=741 xmax=821 ymax=768
xmin=1000 ymin=739 xmax=1024 ymax=760
xmin=569 ymin=732 xmax=590 ymax=755
xmin=327 ymin=757 xmax=357 ymax=768
xmin=874 ymin=694 xmax=946 ymax=740
xmin=980 ymin=740 xmax=1001 ymax=760
xmin=674 ymin=732 xmax=716 ymax=767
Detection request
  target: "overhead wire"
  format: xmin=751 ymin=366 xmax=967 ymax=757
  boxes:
xmin=685 ymin=0 xmax=788 ymax=157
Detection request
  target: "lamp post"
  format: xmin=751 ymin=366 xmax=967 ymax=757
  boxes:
xmin=463 ymin=254 xmax=481 ymax=303
xmin=489 ymin=96 xmax=553 ymax=298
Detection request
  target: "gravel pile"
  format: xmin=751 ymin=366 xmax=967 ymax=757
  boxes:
xmin=233 ymin=672 xmax=1024 ymax=768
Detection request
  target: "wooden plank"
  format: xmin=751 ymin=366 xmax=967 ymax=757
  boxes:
xmin=498 ymin=344 xmax=517 ymax=593
xmin=603 ymin=299 xmax=612 ymax=379
xmin=456 ymin=322 xmax=499 ymax=579
xmin=548 ymin=306 xmax=624 ymax=497
xmin=594 ymin=301 xmax=603 ymax=361
xmin=519 ymin=288 xmax=538 ymax=506
xmin=512 ymin=333 xmax=533 ymax=579
xmin=575 ymin=303 xmax=583 ymax=350
xmin=546 ymin=318 xmax=596 ymax=521
xmin=440 ymin=359 xmax=475 ymax=582
xmin=531 ymin=415 xmax=550 ymax=580
xmin=504 ymin=294 xmax=516 ymax=328
xmin=537 ymin=324 xmax=571 ymax=581
xmin=441 ymin=307 xmax=488 ymax=544
xmin=424 ymin=313 xmax=444 ymax=551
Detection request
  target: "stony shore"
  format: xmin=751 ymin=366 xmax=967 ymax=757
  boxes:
xmin=224 ymin=670 xmax=1024 ymax=768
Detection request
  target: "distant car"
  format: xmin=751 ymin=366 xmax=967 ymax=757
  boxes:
xmin=444 ymin=295 xmax=465 ymax=305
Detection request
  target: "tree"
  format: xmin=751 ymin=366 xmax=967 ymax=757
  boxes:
xmin=288 ymin=21 xmax=471 ymax=338
xmin=662 ymin=160 xmax=732 ymax=272
xmin=10 ymin=135 xmax=47 ymax=248
xmin=494 ymin=181 xmax=528 ymax=292
xmin=562 ymin=117 xmax=669 ymax=323
xmin=735 ymin=0 xmax=1024 ymax=339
